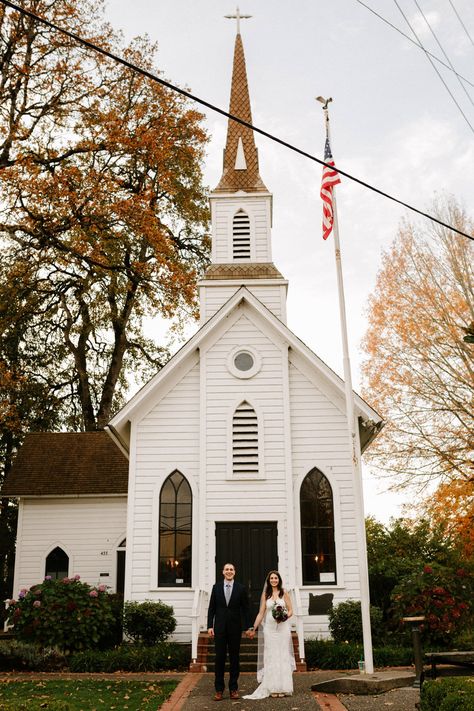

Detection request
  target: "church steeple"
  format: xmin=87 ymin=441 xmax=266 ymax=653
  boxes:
xmin=214 ymin=24 xmax=268 ymax=193
xmin=198 ymin=13 xmax=288 ymax=325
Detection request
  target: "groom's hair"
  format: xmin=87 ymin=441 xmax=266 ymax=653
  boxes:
xmin=222 ymin=562 xmax=236 ymax=571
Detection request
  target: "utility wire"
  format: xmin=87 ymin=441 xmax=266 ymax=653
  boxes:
xmin=355 ymin=0 xmax=474 ymax=88
xmin=448 ymin=0 xmax=474 ymax=48
xmin=0 ymin=0 xmax=472 ymax=242
xmin=393 ymin=0 xmax=474 ymax=134
xmin=412 ymin=0 xmax=473 ymax=108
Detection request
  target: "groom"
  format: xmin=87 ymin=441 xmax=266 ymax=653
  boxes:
xmin=207 ymin=562 xmax=253 ymax=701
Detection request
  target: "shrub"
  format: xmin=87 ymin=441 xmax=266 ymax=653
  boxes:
xmin=123 ymin=600 xmax=176 ymax=645
xmin=0 ymin=640 xmax=67 ymax=671
xmin=6 ymin=577 xmax=115 ymax=652
xmin=69 ymin=642 xmax=190 ymax=672
xmin=420 ymin=678 xmax=474 ymax=711
xmin=304 ymin=639 xmax=412 ymax=670
xmin=328 ymin=600 xmax=384 ymax=644
xmin=391 ymin=564 xmax=474 ymax=647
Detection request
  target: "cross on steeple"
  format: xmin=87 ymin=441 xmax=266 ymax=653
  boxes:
xmin=224 ymin=6 xmax=252 ymax=34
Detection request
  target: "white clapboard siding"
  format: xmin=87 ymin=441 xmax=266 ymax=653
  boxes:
xmin=289 ymin=361 xmax=362 ymax=636
xmin=210 ymin=196 xmax=271 ymax=264
xmin=202 ymin=284 xmax=285 ymax=321
xmin=13 ymin=497 xmax=127 ymax=594
xmin=130 ymin=363 xmax=200 ymax=599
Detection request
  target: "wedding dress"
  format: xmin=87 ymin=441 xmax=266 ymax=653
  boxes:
xmin=243 ymin=598 xmax=296 ymax=699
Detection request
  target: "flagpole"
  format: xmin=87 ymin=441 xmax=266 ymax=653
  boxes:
xmin=319 ymin=100 xmax=374 ymax=674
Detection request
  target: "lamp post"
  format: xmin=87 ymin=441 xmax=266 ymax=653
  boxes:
xmin=402 ymin=616 xmax=425 ymax=688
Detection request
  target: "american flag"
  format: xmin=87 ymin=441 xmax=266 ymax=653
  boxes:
xmin=320 ymin=137 xmax=341 ymax=240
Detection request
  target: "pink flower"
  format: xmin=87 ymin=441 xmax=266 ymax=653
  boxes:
xmin=74 ymin=574 xmax=81 ymax=580
xmin=89 ymin=590 xmax=98 ymax=598
xmin=98 ymin=584 xmax=107 ymax=592
xmin=62 ymin=577 xmax=70 ymax=583
xmin=44 ymin=575 xmax=52 ymax=581
xmin=33 ymin=600 xmax=41 ymax=608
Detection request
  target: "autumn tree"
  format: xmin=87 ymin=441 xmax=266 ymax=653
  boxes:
xmin=362 ymin=197 xmax=473 ymax=489
xmin=0 ymin=0 xmax=210 ymax=437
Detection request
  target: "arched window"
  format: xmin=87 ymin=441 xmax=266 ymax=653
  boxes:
xmin=300 ymin=469 xmax=336 ymax=585
xmin=159 ymin=471 xmax=192 ymax=587
xmin=116 ymin=538 xmax=126 ymax=596
xmin=45 ymin=546 xmax=69 ymax=580
xmin=232 ymin=401 xmax=258 ymax=476
xmin=232 ymin=210 xmax=251 ymax=260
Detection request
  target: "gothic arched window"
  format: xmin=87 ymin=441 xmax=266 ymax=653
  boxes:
xmin=232 ymin=401 xmax=258 ymax=476
xmin=300 ymin=469 xmax=336 ymax=585
xmin=45 ymin=546 xmax=69 ymax=580
xmin=232 ymin=210 xmax=251 ymax=260
xmin=159 ymin=471 xmax=192 ymax=587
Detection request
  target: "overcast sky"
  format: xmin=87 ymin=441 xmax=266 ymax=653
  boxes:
xmin=104 ymin=0 xmax=474 ymax=522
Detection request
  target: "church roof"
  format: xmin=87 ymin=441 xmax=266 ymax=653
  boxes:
xmin=108 ymin=287 xmax=383 ymax=452
xmin=213 ymin=31 xmax=269 ymax=193
xmin=1 ymin=432 xmax=128 ymax=497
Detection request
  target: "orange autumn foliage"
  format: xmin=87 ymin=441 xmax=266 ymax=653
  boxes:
xmin=0 ymin=0 xmax=210 ymax=434
xmin=362 ymin=197 xmax=473 ymax=487
xmin=424 ymin=478 xmax=474 ymax=558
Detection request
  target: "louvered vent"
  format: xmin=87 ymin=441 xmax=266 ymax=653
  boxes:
xmin=233 ymin=401 xmax=258 ymax=476
xmin=232 ymin=210 xmax=251 ymax=260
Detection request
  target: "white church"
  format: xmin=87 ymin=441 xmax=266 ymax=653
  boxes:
xmin=2 ymin=24 xmax=383 ymax=667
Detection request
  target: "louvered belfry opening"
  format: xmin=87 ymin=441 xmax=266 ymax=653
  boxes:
xmin=232 ymin=210 xmax=251 ymax=260
xmin=233 ymin=401 xmax=258 ymax=476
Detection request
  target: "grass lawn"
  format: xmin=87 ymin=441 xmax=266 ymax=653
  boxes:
xmin=0 ymin=678 xmax=179 ymax=710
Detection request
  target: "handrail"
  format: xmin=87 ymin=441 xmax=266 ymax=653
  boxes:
xmin=288 ymin=586 xmax=305 ymax=662
xmin=191 ymin=588 xmax=209 ymax=662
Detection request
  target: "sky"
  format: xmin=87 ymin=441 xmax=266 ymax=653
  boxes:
xmin=103 ymin=0 xmax=474 ymax=523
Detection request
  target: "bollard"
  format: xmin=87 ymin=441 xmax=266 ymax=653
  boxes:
xmin=402 ymin=616 xmax=425 ymax=688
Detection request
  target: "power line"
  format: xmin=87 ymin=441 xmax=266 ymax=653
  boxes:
xmin=448 ymin=0 xmax=474 ymax=48
xmin=355 ymin=0 xmax=474 ymax=88
xmin=412 ymin=0 xmax=473 ymax=109
xmin=0 ymin=0 xmax=472 ymax=242
xmin=392 ymin=0 xmax=474 ymax=134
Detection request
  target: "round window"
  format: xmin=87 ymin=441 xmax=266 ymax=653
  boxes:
xmin=234 ymin=351 xmax=254 ymax=372
xmin=227 ymin=346 xmax=261 ymax=379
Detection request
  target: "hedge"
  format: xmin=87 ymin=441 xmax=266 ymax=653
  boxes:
xmin=305 ymin=639 xmax=413 ymax=670
xmin=420 ymin=678 xmax=474 ymax=711
xmin=69 ymin=642 xmax=190 ymax=672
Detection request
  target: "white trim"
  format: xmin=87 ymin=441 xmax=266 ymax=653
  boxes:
xmin=199 ymin=347 xmax=207 ymax=591
xmin=11 ymin=499 xmax=24 ymax=599
xmin=293 ymin=464 xmax=344 ymax=589
xmin=124 ymin=420 xmax=137 ymax=602
xmin=226 ymin=344 xmax=261 ymax=379
xmin=281 ymin=341 xmax=296 ymax=588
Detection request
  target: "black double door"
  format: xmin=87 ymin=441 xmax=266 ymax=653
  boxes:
xmin=215 ymin=521 xmax=278 ymax=622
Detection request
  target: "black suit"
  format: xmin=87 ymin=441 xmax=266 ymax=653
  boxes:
xmin=207 ymin=580 xmax=250 ymax=692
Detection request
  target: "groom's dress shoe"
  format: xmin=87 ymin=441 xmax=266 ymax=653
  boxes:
xmin=214 ymin=691 xmax=223 ymax=701
xmin=230 ymin=690 xmax=239 ymax=699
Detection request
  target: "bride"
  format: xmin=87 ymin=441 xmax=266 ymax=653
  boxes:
xmin=243 ymin=571 xmax=296 ymax=699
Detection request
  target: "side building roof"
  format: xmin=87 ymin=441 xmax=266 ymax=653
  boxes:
xmin=1 ymin=431 xmax=128 ymax=497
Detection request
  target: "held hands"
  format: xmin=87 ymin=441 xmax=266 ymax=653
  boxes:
xmin=208 ymin=628 xmax=214 ymax=637
xmin=246 ymin=628 xmax=256 ymax=639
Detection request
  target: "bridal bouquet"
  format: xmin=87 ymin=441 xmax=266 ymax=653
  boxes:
xmin=271 ymin=601 xmax=288 ymax=623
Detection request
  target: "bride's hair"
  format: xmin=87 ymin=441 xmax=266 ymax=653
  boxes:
xmin=264 ymin=570 xmax=284 ymax=599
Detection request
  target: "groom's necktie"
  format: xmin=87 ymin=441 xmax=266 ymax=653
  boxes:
xmin=225 ymin=583 xmax=231 ymax=605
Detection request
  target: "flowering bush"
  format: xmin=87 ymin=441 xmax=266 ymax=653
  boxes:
xmin=390 ymin=563 xmax=473 ymax=646
xmin=6 ymin=577 xmax=115 ymax=652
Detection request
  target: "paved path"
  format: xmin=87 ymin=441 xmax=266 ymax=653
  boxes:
xmin=170 ymin=671 xmax=420 ymax=711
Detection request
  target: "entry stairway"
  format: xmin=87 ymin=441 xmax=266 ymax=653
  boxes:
xmin=189 ymin=631 xmax=306 ymax=672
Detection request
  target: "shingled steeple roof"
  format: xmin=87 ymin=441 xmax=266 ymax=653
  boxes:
xmin=213 ymin=30 xmax=268 ymax=193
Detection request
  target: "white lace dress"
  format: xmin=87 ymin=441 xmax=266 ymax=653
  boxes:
xmin=243 ymin=598 xmax=296 ymax=699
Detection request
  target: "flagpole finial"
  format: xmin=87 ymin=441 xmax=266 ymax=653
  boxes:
xmin=316 ymin=96 xmax=333 ymax=110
